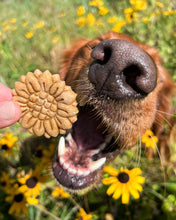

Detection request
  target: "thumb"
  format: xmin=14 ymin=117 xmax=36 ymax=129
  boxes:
xmin=0 ymin=101 xmax=21 ymax=128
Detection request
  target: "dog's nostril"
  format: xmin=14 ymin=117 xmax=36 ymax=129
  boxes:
xmin=91 ymin=45 xmax=112 ymax=64
xmin=88 ymin=39 xmax=157 ymax=100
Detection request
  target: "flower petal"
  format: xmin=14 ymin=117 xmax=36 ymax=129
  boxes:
xmin=122 ymin=190 xmax=130 ymax=204
xmin=134 ymin=176 xmax=145 ymax=184
xmin=130 ymin=168 xmax=142 ymax=176
xmin=102 ymin=177 xmax=117 ymax=185
xmin=107 ymin=182 xmax=119 ymax=196
xmin=103 ymin=166 xmax=119 ymax=176
xmin=132 ymin=182 xmax=143 ymax=192
xmin=112 ymin=186 xmax=122 ymax=200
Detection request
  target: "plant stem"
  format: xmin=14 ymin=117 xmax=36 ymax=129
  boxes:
xmin=34 ymin=204 xmax=61 ymax=220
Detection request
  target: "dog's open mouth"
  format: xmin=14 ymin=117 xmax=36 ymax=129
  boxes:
xmin=52 ymin=105 xmax=120 ymax=191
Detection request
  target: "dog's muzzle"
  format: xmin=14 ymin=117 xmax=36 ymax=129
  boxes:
xmin=88 ymin=39 xmax=157 ymax=100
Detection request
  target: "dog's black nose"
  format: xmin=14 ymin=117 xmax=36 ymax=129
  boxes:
xmin=88 ymin=39 xmax=157 ymax=99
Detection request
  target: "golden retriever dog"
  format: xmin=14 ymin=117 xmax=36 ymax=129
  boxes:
xmin=52 ymin=31 xmax=175 ymax=192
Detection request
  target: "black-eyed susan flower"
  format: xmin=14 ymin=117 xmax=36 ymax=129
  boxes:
xmin=0 ymin=172 xmax=11 ymax=192
xmin=35 ymin=21 xmax=45 ymax=28
xmin=18 ymin=168 xmax=48 ymax=197
xmin=75 ymin=208 xmax=93 ymax=220
xmin=87 ymin=13 xmax=95 ymax=26
xmin=52 ymin=187 xmax=70 ymax=198
xmin=77 ymin=6 xmax=85 ymax=16
xmin=0 ymin=133 xmax=18 ymax=158
xmin=107 ymin=16 xmax=118 ymax=23
xmin=22 ymin=21 xmax=28 ymax=27
xmin=76 ymin=17 xmax=86 ymax=27
xmin=102 ymin=166 xmax=145 ymax=204
xmin=130 ymin=0 xmax=147 ymax=11
xmin=112 ymin=20 xmax=126 ymax=33
xmin=10 ymin=18 xmax=16 ymax=23
xmin=141 ymin=130 xmax=158 ymax=149
xmin=89 ymin=0 xmax=104 ymax=7
xmin=98 ymin=6 xmax=109 ymax=15
xmin=5 ymin=187 xmax=29 ymax=216
xmin=52 ymin=36 xmax=59 ymax=43
xmin=25 ymin=31 xmax=33 ymax=39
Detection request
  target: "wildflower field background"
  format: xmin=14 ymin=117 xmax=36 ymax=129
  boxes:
xmin=0 ymin=0 xmax=176 ymax=219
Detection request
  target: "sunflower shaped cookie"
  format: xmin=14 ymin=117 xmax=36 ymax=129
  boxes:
xmin=12 ymin=69 xmax=78 ymax=138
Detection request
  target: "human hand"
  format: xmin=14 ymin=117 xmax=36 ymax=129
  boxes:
xmin=0 ymin=83 xmax=21 ymax=128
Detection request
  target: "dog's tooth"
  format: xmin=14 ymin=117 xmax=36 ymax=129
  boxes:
xmin=58 ymin=136 xmax=66 ymax=156
xmin=77 ymin=169 xmax=84 ymax=176
xmin=90 ymin=157 xmax=106 ymax=172
xmin=68 ymin=167 xmax=77 ymax=175
xmin=63 ymin=162 xmax=69 ymax=170
xmin=84 ymin=170 xmax=90 ymax=176
xmin=59 ymin=156 xmax=65 ymax=165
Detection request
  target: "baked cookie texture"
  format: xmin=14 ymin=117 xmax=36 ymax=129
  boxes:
xmin=12 ymin=69 xmax=78 ymax=138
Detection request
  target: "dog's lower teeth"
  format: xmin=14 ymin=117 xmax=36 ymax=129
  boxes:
xmin=90 ymin=157 xmax=106 ymax=172
xmin=68 ymin=167 xmax=77 ymax=175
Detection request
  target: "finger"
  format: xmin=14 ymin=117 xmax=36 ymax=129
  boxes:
xmin=0 ymin=101 xmax=21 ymax=128
xmin=0 ymin=83 xmax=13 ymax=102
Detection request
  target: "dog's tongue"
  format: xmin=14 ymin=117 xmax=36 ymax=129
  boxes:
xmin=72 ymin=107 xmax=105 ymax=150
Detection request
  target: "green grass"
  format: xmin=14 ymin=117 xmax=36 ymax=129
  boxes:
xmin=0 ymin=0 xmax=176 ymax=219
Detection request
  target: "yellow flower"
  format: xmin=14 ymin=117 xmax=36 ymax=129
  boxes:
xmin=156 ymin=1 xmax=164 ymax=8
xmin=10 ymin=18 xmax=16 ymax=23
xmin=102 ymin=166 xmax=145 ymax=204
xmin=99 ymin=6 xmax=109 ymax=15
xmin=0 ymin=133 xmax=18 ymax=158
xmin=50 ymin=27 xmax=56 ymax=33
xmin=108 ymin=16 xmax=118 ymax=23
xmin=4 ymin=25 xmax=10 ymax=31
xmin=89 ymin=0 xmax=104 ymax=7
xmin=34 ymin=143 xmax=56 ymax=169
xmin=52 ymin=187 xmax=70 ymax=198
xmin=77 ymin=6 xmax=85 ymax=16
xmin=26 ymin=196 xmax=39 ymax=205
xmin=25 ymin=31 xmax=33 ymax=39
xmin=0 ymin=172 xmax=11 ymax=192
xmin=130 ymin=0 xmax=147 ymax=11
xmin=35 ymin=21 xmax=45 ymax=28
xmin=112 ymin=20 xmax=126 ymax=33
xmin=75 ymin=208 xmax=93 ymax=220
xmin=5 ymin=187 xmax=29 ymax=216
xmin=52 ymin=36 xmax=59 ymax=43
xmin=58 ymin=12 xmax=66 ymax=17
xmin=141 ymin=130 xmax=158 ymax=149
xmin=22 ymin=21 xmax=28 ymax=27
xmin=142 ymin=17 xmax=149 ymax=23
xmin=0 ymin=31 xmax=2 ymax=36
xmin=87 ymin=13 xmax=95 ymax=26
xmin=76 ymin=17 xmax=86 ymax=27
xmin=2 ymin=21 xmax=8 ymax=26
xmin=124 ymin=8 xmax=138 ymax=23
xmin=18 ymin=168 xmax=48 ymax=197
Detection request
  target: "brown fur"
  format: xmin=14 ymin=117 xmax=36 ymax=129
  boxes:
xmin=59 ymin=31 xmax=175 ymax=160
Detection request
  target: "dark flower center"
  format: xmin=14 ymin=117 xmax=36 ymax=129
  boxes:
xmin=1 ymin=144 xmax=9 ymax=150
xmin=26 ymin=177 xmax=38 ymax=188
xmin=35 ymin=149 xmax=43 ymax=158
xmin=148 ymin=135 xmax=152 ymax=138
xmin=14 ymin=193 xmax=23 ymax=203
xmin=1 ymin=181 xmax=7 ymax=187
xmin=118 ymin=172 xmax=129 ymax=183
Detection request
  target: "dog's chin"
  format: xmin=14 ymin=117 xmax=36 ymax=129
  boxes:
xmin=52 ymin=105 xmax=120 ymax=192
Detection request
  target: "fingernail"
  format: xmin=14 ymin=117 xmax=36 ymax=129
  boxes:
xmin=0 ymin=101 xmax=15 ymax=120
